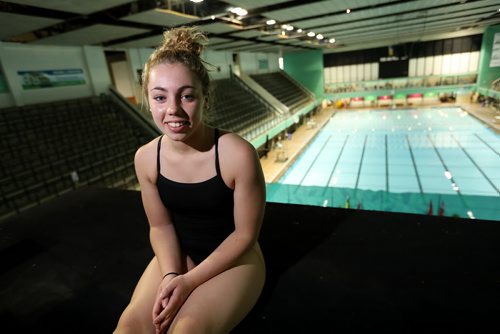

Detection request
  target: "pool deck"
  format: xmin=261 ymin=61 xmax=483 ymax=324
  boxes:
xmin=260 ymin=101 xmax=499 ymax=183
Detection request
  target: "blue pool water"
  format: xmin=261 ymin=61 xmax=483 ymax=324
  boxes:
xmin=268 ymin=107 xmax=500 ymax=221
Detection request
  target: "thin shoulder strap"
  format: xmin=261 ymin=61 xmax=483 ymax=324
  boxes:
xmin=214 ymin=128 xmax=221 ymax=175
xmin=156 ymin=135 xmax=163 ymax=175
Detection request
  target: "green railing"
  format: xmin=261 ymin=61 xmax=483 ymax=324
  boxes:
xmin=266 ymin=183 xmax=500 ymax=221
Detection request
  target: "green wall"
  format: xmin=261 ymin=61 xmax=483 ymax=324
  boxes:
xmin=0 ymin=74 xmax=8 ymax=93
xmin=477 ymin=24 xmax=500 ymax=91
xmin=283 ymin=49 xmax=324 ymax=98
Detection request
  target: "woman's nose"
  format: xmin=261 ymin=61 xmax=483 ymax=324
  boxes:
xmin=166 ymin=99 xmax=180 ymax=114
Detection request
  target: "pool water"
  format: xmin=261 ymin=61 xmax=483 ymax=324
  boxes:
xmin=267 ymin=107 xmax=499 ymax=221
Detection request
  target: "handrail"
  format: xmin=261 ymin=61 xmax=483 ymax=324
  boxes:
xmin=279 ymin=70 xmax=316 ymax=101
xmin=108 ymin=86 xmax=161 ymax=137
xmin=230 ymin=71 xmax=283 ymax=117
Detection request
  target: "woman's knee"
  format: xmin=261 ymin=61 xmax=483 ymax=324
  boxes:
xmin=114 ymin=304 xmax=154 ymax=334
xmin=168 ymin=314 xmax=226 ymax=334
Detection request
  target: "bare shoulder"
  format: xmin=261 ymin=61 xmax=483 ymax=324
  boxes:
xmin=134 ymin=136 xmax=161 ymax=182
xmin=218 ymin=131 xmax=258 ymax=162
xmin=217 ymin=131 xmax=263 ymax=184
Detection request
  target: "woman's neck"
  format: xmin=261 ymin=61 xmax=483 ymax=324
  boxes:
xmin=167 ymin=124 xmax=214 ymax=154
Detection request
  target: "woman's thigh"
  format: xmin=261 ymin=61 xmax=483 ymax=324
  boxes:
xmin=169 ymin=246 xmax=266 ymax=334
xmin=115 ymin=257 xmax=161 ymax=333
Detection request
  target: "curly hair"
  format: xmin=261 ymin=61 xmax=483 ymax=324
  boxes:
xmin=142 ymin=26 xmax=213 ymax=112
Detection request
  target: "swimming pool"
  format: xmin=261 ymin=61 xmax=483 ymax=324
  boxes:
xmin=267 ymin=107 xmax=500 ymax=221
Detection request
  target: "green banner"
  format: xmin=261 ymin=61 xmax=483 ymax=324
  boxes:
xmin=18 ymin=68 xmax=86 ymax=90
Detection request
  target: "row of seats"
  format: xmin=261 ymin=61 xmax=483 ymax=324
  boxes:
xmin=0 ymin=95 xmax=153 ymax=220
xmin=1 ymin=71 xmax=316 ymax=220
xmin=210 ymin=78 xmax=278 ymax=138
xmin=250 ymin=72 xmax=313 ymax=111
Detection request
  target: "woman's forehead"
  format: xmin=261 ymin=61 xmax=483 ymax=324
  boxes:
xmin=149 ymin=62 xmax=200 ymax=87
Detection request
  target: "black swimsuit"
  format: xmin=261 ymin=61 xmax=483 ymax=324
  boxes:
xmin=156 ymin=129 xmax=235 ymax=264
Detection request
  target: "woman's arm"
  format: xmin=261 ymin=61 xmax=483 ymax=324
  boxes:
xmin=134 ymin=143 xmax=184 ymax=277
xmin=182 ymin=133 xmax=266 ymax=288
xmin=153 ymin=133 xmax=266 ymax=332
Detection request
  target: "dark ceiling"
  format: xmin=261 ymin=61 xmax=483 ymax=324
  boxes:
xmin=1 ymin=0 xmax=499 ymax=54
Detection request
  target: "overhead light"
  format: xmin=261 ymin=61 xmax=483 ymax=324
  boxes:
xmin=316 ymin=34 xmax=324 ymax=40
xmin=286 ymin=25 xmax=294 ymax=31
xmin=266 ymin=19 xmax=276 ymax=25
xmin=329 ymin=38 xmax=336 ymax=43
xmin=297 ymin=28 xmax=303 ymax=33
xmin=229 ymin=7 xmax=248 ymax=16
xmin=346 ymin=8 xmax=351 ymax=13
xmin=190 ymin=0 xmax=204 ymax=3
xmin=307 ymin=31 xmax=315 ymax=37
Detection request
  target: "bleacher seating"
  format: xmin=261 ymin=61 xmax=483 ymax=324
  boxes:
xmin=0 ymin=95 xmax=154 ymax=220
xmin=250 ymin=71 xmax=313 ymax=111
xmin=210 ymin=78 xmax=280 ymax=139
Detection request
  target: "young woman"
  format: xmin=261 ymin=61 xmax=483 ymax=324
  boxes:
xmin=114 ymin=27 xmax=266 ymax=334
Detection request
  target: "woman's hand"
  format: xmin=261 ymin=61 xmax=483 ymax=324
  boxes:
xmin=152 ymin=274 xmax=195 ymax=333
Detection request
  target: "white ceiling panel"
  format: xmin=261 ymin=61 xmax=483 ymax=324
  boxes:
xmin=31 ymin=24 xmax=149 ymax=46
xmin=123 ymin=9 xmax=198 ymax=27
xmin=223 ymin=0 xmax=291 ymax=11
xmin=110 ymin=35 xmax=163 ymax=49
xmin=2 ymin=0 xmax=135 ymax=14
xmin=0 ymin=12 xmax=61 ymax=39
xmin=200 ymin=22 xmax=241 ymax=34
xmin=231 ymin=29 xmax=265 ymax=38
xmin=207 ymin=37 xmax=233 ymax=45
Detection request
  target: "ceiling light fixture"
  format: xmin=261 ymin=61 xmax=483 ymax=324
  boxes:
xmin=316 ymin=34 xmax=324 ymax=40
xmin=190 ymin=0 xmax=204 ymax=3
xmin=229 ymin=7 xmax=248 ymax=16
xmin=307 ymin=31 xmax=315 ymax=37
xmin=266 ymin=19 xmax=276 ymax=25
xmin=346 ymin=9 xmax=351 ymax=13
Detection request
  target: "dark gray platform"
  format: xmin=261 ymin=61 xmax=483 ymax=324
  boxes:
xmin=1 ymin=188 xmax=499 ymax=333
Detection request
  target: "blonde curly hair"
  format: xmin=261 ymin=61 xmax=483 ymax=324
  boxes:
xmin=142 ymin=26 xmax=213 ymax=111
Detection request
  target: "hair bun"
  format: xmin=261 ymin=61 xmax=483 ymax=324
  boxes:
xmin=161 ymin=26 xmax=207 ymax=56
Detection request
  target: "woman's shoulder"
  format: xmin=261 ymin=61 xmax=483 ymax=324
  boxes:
xmin=136 ymin=136 xmax=161 ymax=157
xmin=134 ymin=136 xmax=162 ymax=175
xmin=218 ymin=130 xmax=256 ymax=156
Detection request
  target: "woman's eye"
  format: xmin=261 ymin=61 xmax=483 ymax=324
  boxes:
xmin=153 ymin=96 xmax=165 ymax=102
xmin=182 ymin=94 xmax=195 ymax=101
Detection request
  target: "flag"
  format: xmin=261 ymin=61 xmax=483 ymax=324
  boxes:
xmin=438 ymin=201 xmax=445 ymax=216
xmin=427 ymin=200 xmax=433 ymax=215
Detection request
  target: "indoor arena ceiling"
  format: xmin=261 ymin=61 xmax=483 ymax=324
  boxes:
xmin=1 ymin=0 xmax=499 ymax=54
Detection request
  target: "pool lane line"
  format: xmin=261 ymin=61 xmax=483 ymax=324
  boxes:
xmin=474 ymin=133 xmax=500 ymax=157
xmin=426 ymin=134 xmax=470 ymax=211
xmin=405 ymin=135 xmax=423 ymax=194
xmin=385 ymin=134 xmax=389 ymax=192
xmin=426 ymin=134 xmax=460 ymax=194
xmin=451 ymin=133 xmax=499 ymax=195
xmin=322 ymin=134 xmax=349 ymax=195
xmin=354 ymin=135 xmax=368 ymax=190
xmin=295 ymin=134 xmax=333 ymax=191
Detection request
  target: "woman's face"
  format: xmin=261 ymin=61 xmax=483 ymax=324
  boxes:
xmin=147 ymin=62 xmax=205 ymax=142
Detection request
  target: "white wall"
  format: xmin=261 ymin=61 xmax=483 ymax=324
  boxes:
xmin=83 ymin=45 xmax=112 ymax=96
xmin=111 ymin=61 xmax=135 ymax=99
xmin=239 ymin=52 xmax=280 ymax=74
xmin=203 ymin=49 xmax=233 ymax=80
xmin=0 ymin=42 xmax=112 ymax=107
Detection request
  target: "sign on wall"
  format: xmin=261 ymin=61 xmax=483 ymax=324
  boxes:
xmin=490 ymin=32 xmax=500 ymax=67
xmin=17 ymin=68 xmax=86 ymax=89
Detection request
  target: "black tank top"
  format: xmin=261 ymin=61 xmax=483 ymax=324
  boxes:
xmin=156 ymin=128 xmax=235 ymax=264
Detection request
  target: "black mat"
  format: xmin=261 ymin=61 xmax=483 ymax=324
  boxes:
xmin=1 ymin=188 xmax=499 ymax=333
